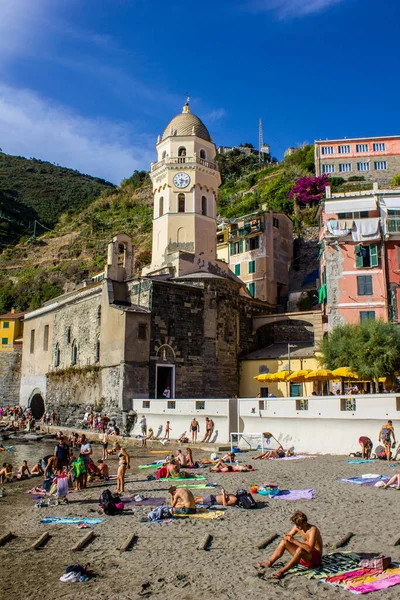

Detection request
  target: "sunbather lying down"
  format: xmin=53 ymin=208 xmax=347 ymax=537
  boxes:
xmin=253 ymin=445 xmax=293 ymax=460
xmin=195 ymin=487 xmax=238 ymax=506
xmin=382 ymin=473 xmax=400 ymax=490
xmin=209 ymin=460 xmax=253 ymax=472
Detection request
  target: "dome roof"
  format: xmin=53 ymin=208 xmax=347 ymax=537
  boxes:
xmin=162 ymin=103 xmax=211 ymax=142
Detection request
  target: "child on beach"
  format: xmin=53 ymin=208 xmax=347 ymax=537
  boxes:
xmin=257 ymin=511 xmax=323 ymax=579
xmin=16 ymin=460 xmax=31 ymax=479
xmin=165 ymin=421 xmax=171 ymax=440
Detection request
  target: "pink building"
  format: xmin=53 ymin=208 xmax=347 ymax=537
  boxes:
xmin=315 ymin=135 xmax=400 ymax=184
xmin=318 ymin=184 xmax=400 ymax=329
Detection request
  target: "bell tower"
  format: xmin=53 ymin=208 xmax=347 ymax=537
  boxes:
xmin=142 ymin=102 xmax=221 ymax=277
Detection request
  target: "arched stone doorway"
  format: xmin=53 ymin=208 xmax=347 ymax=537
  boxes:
xmin=29 ymin=393 xmax=45 ymax=420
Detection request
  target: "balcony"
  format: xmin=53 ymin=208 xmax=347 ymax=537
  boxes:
xmin=151 ymin=156 xmax=218 ymax=172
xmin=228 ymin=220 xmax=263 ymax=240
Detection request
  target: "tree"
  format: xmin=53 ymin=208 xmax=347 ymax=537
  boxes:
xmin=288 ymin=174 xmax=328 ymax=206
xmin=319 ymin=320 xmax=400 ymax=387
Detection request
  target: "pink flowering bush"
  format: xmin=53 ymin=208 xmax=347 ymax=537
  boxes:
xmin=288 ymin=174 xmax=328 ymax=206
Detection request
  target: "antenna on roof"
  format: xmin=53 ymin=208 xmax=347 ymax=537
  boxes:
xmin=184 ymin=91 xmax=190 ymax=105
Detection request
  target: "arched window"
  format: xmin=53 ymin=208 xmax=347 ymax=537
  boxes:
xmin=199 ymin=149 xmax=206 ymax=159
xmin=159 ymin=196 xmax=164 ymax=217
xmin=54 ymin=343 xmax=60 ymax=368
xmin=95 ymin=337 xmax=100 ymax=363
xmin=162 ymin=150 xmax=167 ymax=159
xmin=71 ymin=340 xmax=78 ymax=365
xmin=66 ymin=327 xmax=71 ymax=344
xmin=178 ymin=193 xmax=185 ymax=213
xmin=178 ymin=147 xmax=186 ymax=157
xmin=201 ymin=196 xmax=207 ymax=216
xmin=97 ymin=305 xmax=101 ymax=326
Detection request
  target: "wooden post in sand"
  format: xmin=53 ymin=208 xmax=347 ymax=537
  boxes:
xmin=334 ymin=532 xmax=354 ymax=549
xmin=256 ymin=533 xmax=279 ymax=550
xmin=31 ymin=532 xmax=51 ymax=550
xmin=120 ymin=533 xmax=137 ymax=552
xmin=0 ymin=531 xmax=13 ymax=546
xmin=71 ymin=531 xmax=95 ymax=551
xmin=198 ymin=534 xmax=213 ymax=551
xmin=394 ymin=536 xmax=400 ymax=547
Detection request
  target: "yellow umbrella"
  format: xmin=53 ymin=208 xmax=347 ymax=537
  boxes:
xmin=254 ymin=373 xmax=278 ymax=382
xmin=332 ymin=367 xmax=359 ymax=379
xmin=254 ymin=370 xmax=292 ymax=382
xmin=287 ymin=369 xmax=312 ymax=382
xmin=304 ymin=369 xmax=339 ymax=382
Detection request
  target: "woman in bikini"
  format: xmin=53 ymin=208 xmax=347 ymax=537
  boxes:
xmin=185 ymin=447 xmax=195 ymax=467
xmin=209 ymin=461 xmax=253 ymax=472
xmin=114 ymin=443 xmax=130 ymax=494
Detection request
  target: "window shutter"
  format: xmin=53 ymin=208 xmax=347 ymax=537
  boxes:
xmin=245 ymin=239 xmax=249 ymax=251
xmin=254 ymin=236 xmax=259 ymax=250
xmin=357 ymin=276 xmax=365 ymax=295
xmin=355 ymin=244 xmax=363 ymax=268
xmin=370 ymin=244 xmax=378 ymax=267
xmin=366 ymin=276 xmax=373 ymax=295
xmin=229 ymin=243 xmax=234 ymax=255
xmin=239 ymin=240 xmax=243 ymax=253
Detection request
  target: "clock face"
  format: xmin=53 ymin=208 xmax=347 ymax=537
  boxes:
xmin=173 ymin=172 xmax=190 ymax=188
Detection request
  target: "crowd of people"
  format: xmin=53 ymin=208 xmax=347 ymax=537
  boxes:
xmin=0 ymin=405 xmax=36 ymax=431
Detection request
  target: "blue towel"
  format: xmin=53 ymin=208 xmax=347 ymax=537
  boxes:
xmin=40 ymin=516 xmax=104 ymax=525
xmin=347 ymin=459 xmax=375 ymax=464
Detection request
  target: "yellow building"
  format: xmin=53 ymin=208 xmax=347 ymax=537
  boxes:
xmin=0 ymin=309 xmax=25 ymax=351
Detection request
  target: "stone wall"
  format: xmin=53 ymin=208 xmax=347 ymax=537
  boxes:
xmin=0 ymin=350 xmax=22 ymax=407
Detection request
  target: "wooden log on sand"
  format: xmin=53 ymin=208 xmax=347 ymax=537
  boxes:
xmin=120 ymin=533 xmax=137 ymax=552
xmin=71 ymin=531 xmax=95 ymax=551
xmin=0 ymin=531 xmax=13 ymax=546
xmin=256 ymin=533 xmax=279 ymax=550
xmin=394 ymin=536 xmax=400 ymax=547
xmin=31 ymin=532 xmax=51 ymax=550
xmin=334 ymin=532 xmax=354 ymax=549
xmin=198 ymin=534 xmax=212 ymax=551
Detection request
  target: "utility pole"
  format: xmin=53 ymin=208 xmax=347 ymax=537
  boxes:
xmin=258 ymin=118 xmax=263 ymax=165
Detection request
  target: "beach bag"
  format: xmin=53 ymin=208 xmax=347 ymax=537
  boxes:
xmin=236 ymin=489 xmax=257 ymax=509
xmin=99 ymin=489 xmax=122 ymax=515
xmin=147 ymin=505 xmax=173 ymax=522
xmin=56 ymin=474 xmax=69 ymax=498
xmin=359 ymin=555 xmax=391 ymax=571
xmin=381 ymin=428 xmax=391 ymax=443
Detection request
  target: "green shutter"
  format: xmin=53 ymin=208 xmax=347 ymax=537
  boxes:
xmin=239 ymin=239 xmax=243 ymax=253
xmin=355 ymin=243 xmax=363 ymax=268
xmin=370 ymin=244 xmax=378 ymax=267
xmin=234 ymin=264 xmax=240 ymax=276
xmin=254 ymin=236 xmax=259 ymax=250
xmin=245 ymin=239 xmax=249 ymax=251
xmin=229 ymin=243 xmax=234 ymax=255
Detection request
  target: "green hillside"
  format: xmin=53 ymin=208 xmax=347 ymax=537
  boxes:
xmin=0 ymin=152 xmax=115 ymax=248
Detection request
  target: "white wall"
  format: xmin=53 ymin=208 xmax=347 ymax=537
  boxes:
xmin=131 ymin=398 xmax=237 ymax=444
xmin=239 ymin=395 xmax=400 ymax=455
xmin=20 ymin=375 xmax=47 ymax=407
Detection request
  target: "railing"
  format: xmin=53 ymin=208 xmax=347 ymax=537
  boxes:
xmin=228 ymin=222 xmax=263 ymax=240
xmin=151 ymin=156 xmax=218 ymax=172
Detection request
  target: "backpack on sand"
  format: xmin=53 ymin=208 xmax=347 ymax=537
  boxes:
xmin=99 ymin=489 xmax=122 ymax=515
xmin=236 ymin=488 xmax=257 ymax=509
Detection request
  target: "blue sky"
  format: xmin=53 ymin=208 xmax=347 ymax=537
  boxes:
xmin=0 ymin=0 xmax=399 ymax=183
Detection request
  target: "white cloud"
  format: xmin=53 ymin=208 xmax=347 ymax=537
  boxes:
xmin=0 ymin=83 xmax=155 ymax=183
xmin=246 ymin=0 xmax=345 ymax=18
xmin=205 ymin=108 xmax=227 ymax=123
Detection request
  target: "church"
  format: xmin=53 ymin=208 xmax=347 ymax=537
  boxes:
xmin=19 ymin=102 xmax=276 ymax=422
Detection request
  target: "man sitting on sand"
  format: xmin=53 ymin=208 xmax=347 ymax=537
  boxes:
xmin=16 ymin=460 xmax=31 ymax=479
xmin=195 ymin=487 xmax=238 ymax=507
xmin=257 ymin=511 xmax=323 ymax=579
xmin=210 ymin=460 xmax=253 ymax=472
xmin=0 ymin=462 xmax=13 ymax=483
xmin=31 ymin=462 xmax=44 ymax=476
xmin=168 ymin=486 xmax=196 ymax=515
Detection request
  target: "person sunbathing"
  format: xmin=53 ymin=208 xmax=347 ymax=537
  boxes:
xmin=254 ymin=445 xmax=293 ymax=460
xmin=168 ymin=486 xmax=196 ymax=515
xmin=176 ymin=449 xmax=188 ymax=467
xmin=209 ymin=460 xmax=253 ymax=472
xmin=382 ymin=473 xmax=400 ymax=490
xmin=200 ymin=452 xmax=236 ymax=465
xmin=31 ymin=462 xmax=44 ymax=476
xmin=257 ymin=511 xmax=323 ymax=579
xmin=97 ymin=460 xmax=110 ymax=480
xmin=195 ymin=487 xmax=238 ymax=507
xmin=16 ymin=460 xmax=31 ymax=479
xmin=358 ymin=436 xmax=373 ymax=459
xmin=0 ymin=462 xmax=14 ymax=483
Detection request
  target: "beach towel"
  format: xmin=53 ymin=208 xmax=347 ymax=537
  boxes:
xmin=270 ymin=455 xmax=315 ymax=461
xmin=123 ymin=497 xmax=165 ymax=507
xmin=159 ymin=475 xmax=206 ymax=481
xmin=138 ymin=461 xmax=165 ymax=470
xmin=324 ymin=564 xmax=400 ymax=594
xmin=289 ymin=552 xmax=361 ymax=579
xmin=177 ymin=483 xmax=216 ymax=489
xmin=272 ymin=489 xmax=315 ymax=500
xmin=175 ymin=510 xmax=224 ymax=520
xmin=347 ymin=459 xmax=375 ymax=464
xmin=339 ymin=474 xmax=388 ymax=486
xmin=40 ymin=516 xmax=104 ymax=525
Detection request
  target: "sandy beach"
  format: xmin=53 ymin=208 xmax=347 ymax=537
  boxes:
xmin=1 ymin=441 xmax=400 ymax=600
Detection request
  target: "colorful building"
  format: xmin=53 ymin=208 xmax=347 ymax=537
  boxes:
xmin=319 ymin=183 xmax=400 ymax=328
xmin=0 ymin=309 xmax=25 ymax=351
xmin=315 ymin=135 xmax=400 ymax=183
xmin=216 ymin=208 xmax=293 ymax=305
